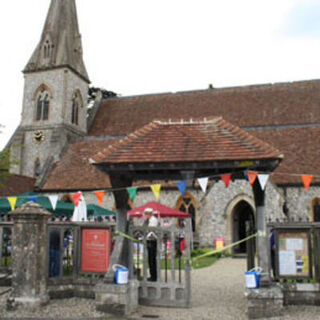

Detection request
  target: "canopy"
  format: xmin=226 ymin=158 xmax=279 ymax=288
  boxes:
xmin=127 ymin=201 xmax=190 ymax=218
xmin=0 ymin=194 xmax=116 ymax=219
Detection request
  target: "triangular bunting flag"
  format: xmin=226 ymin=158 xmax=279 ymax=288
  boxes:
xmin=243 ymin=172 xmax=248 ymax=181
xmin=150 ymin=184 xmax=161 ymax=200
xmin=247 ymin=171 xmax=258 ymax=187
xmin=257 ymin=174 xmax=269 ymax=190
xmin=7 ymin=197 xmax=17 ymax=211
xmin=198 ymin=177 xmax=209 ymax=193
xmin=301 ymin=175 xmax=313 ymax=190
xmin=221 ymin=174 xmax=231 ymax=188
xmin=27 ymin=196 xmax=37 ymax=203
xmin=48 ymin=195 xmax=59 ymax=211
xmin=94 ymin=190 xmax=105 ymax=205
xmin=127 ymin=187 xmax=138 ymax=202
xmin=72 ymin=192 xmax=82 ymax=207
xmin=176 ymin=181 xmax=187 ymax=196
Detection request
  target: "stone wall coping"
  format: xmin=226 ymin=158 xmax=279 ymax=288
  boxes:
xmin=10 ymin=202 xmax=51 ymax=217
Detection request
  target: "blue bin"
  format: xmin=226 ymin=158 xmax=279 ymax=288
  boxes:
xmin=245 ymin=271 xmax=260 ymax=289
xmin=114 ymin=267 xmax=129 ymax=284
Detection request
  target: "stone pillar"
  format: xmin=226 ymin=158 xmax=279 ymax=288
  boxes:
xmin=8 ymin=202 xmax=51 ymax=310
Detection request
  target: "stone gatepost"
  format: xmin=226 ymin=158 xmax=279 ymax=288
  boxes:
xmin=7 ymin=202 xmax=51 ymax=310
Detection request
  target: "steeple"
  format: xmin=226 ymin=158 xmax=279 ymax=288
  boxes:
xmin=24 ymin=0 xmax=89 ymax=82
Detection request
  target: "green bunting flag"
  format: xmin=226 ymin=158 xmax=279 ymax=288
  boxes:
xmin=127 ymin=187 xmax=138 ymax=202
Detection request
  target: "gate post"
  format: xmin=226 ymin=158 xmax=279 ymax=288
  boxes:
xmin=8 ymin=202 xmax=51 ymax=310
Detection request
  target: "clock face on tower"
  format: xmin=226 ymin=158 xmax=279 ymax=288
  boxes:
xmin=32 ymin=130 xmax=45 ymax=144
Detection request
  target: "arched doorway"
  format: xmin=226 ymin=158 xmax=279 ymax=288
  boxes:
xmin=232 ymin=200 xmax=255 ymax=254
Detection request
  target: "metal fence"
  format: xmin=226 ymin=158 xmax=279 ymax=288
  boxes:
xmin=0 ymin=218 xmax=13 ymax=276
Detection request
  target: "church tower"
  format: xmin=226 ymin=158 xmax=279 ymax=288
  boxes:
xmin=9 ymin=0 xmax=90 ymax=183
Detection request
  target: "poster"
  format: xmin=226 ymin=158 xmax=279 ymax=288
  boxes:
xmin=81 ymin=229 xmax=110 ymax=273
xmin=278 ymin=231 xmax=309 ymax=277
xmin=279 ymin=250 xmax=296 ymax=275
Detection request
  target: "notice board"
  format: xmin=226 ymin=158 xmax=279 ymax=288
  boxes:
xmin=81 ymin=228 xmax=110 ymax=273
xmin=277 ymin=231 xmax=310 ymax=278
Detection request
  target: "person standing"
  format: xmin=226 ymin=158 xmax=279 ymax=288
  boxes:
xmin=144 ymin=208 xmax=158 ymax=282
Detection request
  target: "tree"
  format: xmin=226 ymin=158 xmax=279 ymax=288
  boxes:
xmin=0 ymin=126 xmax=11 ymax=186
xmin=87 ymin=86 xmax=117 ymax=107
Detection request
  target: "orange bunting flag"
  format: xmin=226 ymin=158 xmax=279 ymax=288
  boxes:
xmin=150 ymin=184 xmax=161 ymax=200
xmin=7 ymin=197 xmax=17 ymax=211
xmin=247 ymin=171 xmax=258 ymax=187
xmin=221 ymin=174 xmax=231 ymax=188
xmin=94 ymin=190 xmax=105 ymax=205
xmin=301 ymin=175 xmax=313 ymax=190
xmin=72 ymin=192 xmax=82 ymax=206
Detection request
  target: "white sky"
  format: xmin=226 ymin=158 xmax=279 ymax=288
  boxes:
xmin=1 ymin=0 xmax=320 ymax=149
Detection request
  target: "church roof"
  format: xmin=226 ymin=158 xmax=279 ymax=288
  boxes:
xmin=88 ymin=79 xmax=320 ymax=137
xmin=0 ymin=174 xmax=36 ymax=197
xmin=91 ymin=117 xmax=282 ymax=164
xmin=23 ymin=0 xmax=89 ymax=82
xmin=41 ymin=139 xmax=116 ymax=191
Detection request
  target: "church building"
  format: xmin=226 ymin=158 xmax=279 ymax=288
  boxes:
xmin=5 ymin=0 xmax=320 ymax=248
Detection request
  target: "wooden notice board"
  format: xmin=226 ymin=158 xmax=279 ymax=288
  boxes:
xmin=277 ymin=230 xmax=310 ymax=278
xmin=81 ymin=228 xmax=110 ymax=273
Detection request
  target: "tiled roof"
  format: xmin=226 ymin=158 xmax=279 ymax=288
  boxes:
xmin=92 ymin=117 xmax=282 ymax=164
xmin=88 ymin=80 xmax=320 ymax=137
xmin=251 ymin=127 xmax=320 ymax=185
xmin=0 ymin=173 xmax=35 ymax=197
xmin=41 ymin=139 xmax=118 ymax=191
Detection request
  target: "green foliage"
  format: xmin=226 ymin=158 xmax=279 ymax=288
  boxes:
xmin=87 ymin=86 xmax=117 ymax=105
xmin=0 ymin=148 xmax=11 ymax=187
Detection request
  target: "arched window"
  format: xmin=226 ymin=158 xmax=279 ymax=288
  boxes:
xmin=36 ymin=89 xmax=50 ymax=121
xmin=34 ymin=158 xmax=41 ymax=178
xmin=71 ymin=91 xmax=82 ymax=125
xmin=312 ymin=198 xmax=320 ymax=222
xmin=176 ymin=192 xmax=197 ymax=232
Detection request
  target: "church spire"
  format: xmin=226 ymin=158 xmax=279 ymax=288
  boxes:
xmin=24 ymin=0 xmax=89 ymax=82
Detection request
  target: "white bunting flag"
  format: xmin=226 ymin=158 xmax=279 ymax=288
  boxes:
xmin=257 ymin=174 xmax=269 ymax=190
xmin=198 ymin=177 xmax=209 ymax=193
xmin=48 ymin=195 xmax=59 ymax=211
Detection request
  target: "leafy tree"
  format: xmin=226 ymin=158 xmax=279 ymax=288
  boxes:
xmin=87 ymin=86 xmax=117 ymax=106
xmin=0 ymin=126 xmax=11 ymax=186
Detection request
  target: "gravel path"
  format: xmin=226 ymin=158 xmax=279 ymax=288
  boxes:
xmin=1 ymin=258 xmax=320 ymax=319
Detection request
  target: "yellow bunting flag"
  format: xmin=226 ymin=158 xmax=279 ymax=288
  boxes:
xmin=247 ymin=171 xmax=258 ymax=187
xmin=301 ymin=175 xmax=313 ymax=190
xmin=94 ymin=190 xmax=105 ymax=205
xmin=7 ymin=197 xmax=17 ymax=211
xmin=150 ymin=184 xmax=161 ymax=200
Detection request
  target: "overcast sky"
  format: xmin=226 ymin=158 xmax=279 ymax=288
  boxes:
xmin=1 ymin=0 xmax=320 ymax=149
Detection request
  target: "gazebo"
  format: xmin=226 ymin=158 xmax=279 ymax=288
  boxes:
xmin=92 ymin=117 xmax=282 ymax=307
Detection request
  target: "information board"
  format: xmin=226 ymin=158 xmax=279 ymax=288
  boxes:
xmin=81 ymin=229 xmax=110 ymax=273
xmin=278 ymin=231 xmax=309 ymax=277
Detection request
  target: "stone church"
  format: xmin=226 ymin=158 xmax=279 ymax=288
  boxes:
xmin=5 ymin=0 xmax=320 ymax=248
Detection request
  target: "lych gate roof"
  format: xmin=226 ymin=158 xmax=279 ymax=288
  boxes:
xmin=92 ymin=117 xmax=282 ymax=165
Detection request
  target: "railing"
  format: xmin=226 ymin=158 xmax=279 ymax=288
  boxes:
xmin=47 ymin=220 xmax=115 ymax=285
xmin=0 ymin=218 xmax=13 ymax=276
xmin=129 ymin=219 xmax=191 ymax=307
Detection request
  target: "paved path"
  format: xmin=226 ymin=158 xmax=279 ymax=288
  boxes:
xmin=2 ymin=258 xmax=320 ymax=319
xmin=134 ymin=257 xmax=320 ymax=320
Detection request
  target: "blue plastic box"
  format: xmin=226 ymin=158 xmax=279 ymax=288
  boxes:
xmin=245 ymin=271 xmax=260 ymax=289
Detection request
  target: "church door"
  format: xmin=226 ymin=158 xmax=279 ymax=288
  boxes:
xmin=232 ymin=201 xmax=255 ymax=255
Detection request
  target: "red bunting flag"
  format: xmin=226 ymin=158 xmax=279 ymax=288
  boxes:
xmin=221 ymin=174 xmax=231 ymax=188
xmin=94 ymin=190 xmax=105 ymax=205
xmin=301 ymin=175 xmax=313 ymax=190
xmin=247 ymin=171 xmax=258 ymax=187
xmin=72 ymin=192 xmax=82 ymax=206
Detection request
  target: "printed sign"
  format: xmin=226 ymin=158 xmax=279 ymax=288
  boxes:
xmin=81 ymin=229 xmax=110 ymax=273
xmin=278 ymin=231 xmax=309 ymax=277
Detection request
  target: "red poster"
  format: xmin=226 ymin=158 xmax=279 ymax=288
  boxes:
xmin=81 ymin=229 xmax=110 ymax=273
